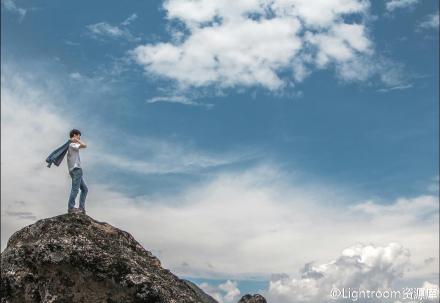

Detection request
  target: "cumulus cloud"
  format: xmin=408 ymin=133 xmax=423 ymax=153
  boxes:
xmin=385 ymin=0 xmax=419 ymax=12
xmin=199 ymin=280 xmax=241 ymax=303
xmin=130 ymin=0 xmax=385 ymax=91
xmin=267 ymin=242 xmax=412 ymax=302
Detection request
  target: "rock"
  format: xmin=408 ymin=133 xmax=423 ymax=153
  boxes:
xmin=238 ymin=294 xmax=267 ymax=303
xmin=0 ymin=213 xmax=218 ymax=303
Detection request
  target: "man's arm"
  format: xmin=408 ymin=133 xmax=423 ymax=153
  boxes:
xmin=71 ymin=138 xmax=87 ymax=148
xmin=77 ymin=139 xmax=87 ymax=149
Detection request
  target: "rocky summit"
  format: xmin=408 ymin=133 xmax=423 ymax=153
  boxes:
xmin=1 ymin=213 xmax=217 ymax=303
xmin=1 ymin=213 xmax=267 ymax=303
xmin=237 ymin=294 xmax=267 ymax=303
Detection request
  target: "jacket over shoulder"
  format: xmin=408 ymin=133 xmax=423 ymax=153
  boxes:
xmin=45 ymin=140 xmax=71 ymax=168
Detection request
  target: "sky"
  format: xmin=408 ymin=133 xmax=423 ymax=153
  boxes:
xmin=1 ymin=0 xmax=439 ymax=302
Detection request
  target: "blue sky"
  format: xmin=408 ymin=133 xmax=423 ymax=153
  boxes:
xmin=1 ymin=0 xmax=439 ymax=302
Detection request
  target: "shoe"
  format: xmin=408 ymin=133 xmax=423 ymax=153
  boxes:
xmin=68 ymin=208 xmax=80 ymax=214
xmin=78 ymin=207 xmax=86 ymax=215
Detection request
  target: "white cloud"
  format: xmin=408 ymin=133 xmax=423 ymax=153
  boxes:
xmin=377 ymin=84 xmax=413 ymax=93
xmin=417 ymin=281 xmax=440 ymax=301
xmin=199 ymin=280 xmax=241 ymax=303
xmin=133 ymin=17 xmax=303 ymax=90
xmin=385 ymin=0 xmax=419 ymax=12
xmin=131 ymin=0 xmax=382 ymax=91
xmin=351 ymin=195 xmax=438 ymax=219
xmin=146 ymin=95 xmax=213 ymax=108
xmin=87 ymin=22 xmax=136 ymax=41
xmin=163 ymin=0 xmax=369 ymax=29
xmin=383 ymin=281 xmax=440 ymax=303
xmin=417 ymin=13 xmax=439 ymax=31
xmin=267 ymin=242 xmax=412 ymax=303
xmin=69 ymin=72 xmax=83 ymax=80
xmin=87 ymin=14 xmax=140 ymax=42
xmin=90 ymin=139 xmax=256 ymax=176
xmin=305 ymin=23 xmax=372 ymax=66
xmin=1 ymin=0 xmax=26 ymax=21
xmin=266 ymin=247 xmax=440 ymax=303
xmin=329 ymin=53 xmax=410 ymax=88
xmin=219 ymin=280 xmax=241 ymax=302
xmin=65 ymin=40 xmax=80 ymax=46
xmin=121 ymin=13 xmax=138 ymax=26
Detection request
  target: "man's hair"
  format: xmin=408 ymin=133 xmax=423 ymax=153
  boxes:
xmin=69 ymin=129 xmax=82 ymax=138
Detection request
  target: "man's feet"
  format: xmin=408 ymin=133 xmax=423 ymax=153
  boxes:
xmin=67 ymin=207 xmax=86 ymax=214
xmin=67 ymin=207 xmax=80 ymax=214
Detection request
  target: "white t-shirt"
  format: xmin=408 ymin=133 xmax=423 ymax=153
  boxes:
xmin=67 ymin=142 xmax=81 ymax=172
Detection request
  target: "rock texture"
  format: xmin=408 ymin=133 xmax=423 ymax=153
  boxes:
xmin=0 ymin=213 xmax=218 ymax=303
xmin=237 ymin=294 xmax=267 ymax=303
xmin=182 ymin=280 xmax=218 ymax=303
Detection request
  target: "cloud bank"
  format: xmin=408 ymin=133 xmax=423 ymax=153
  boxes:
xmin=267 ymin=242 xmax=439 ymax=303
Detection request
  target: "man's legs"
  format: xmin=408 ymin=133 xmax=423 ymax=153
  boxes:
xmin=68 ymin=168 xmax=82 ymax=210
xmin=79 ymin=175 xmax=88 ymax=210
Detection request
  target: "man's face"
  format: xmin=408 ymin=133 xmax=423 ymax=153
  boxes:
xmin=73 ymin=134 xmax=81 ymax=140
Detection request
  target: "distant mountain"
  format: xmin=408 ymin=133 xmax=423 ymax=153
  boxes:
xmin=182 ymin=279 xmax=219 ymax=303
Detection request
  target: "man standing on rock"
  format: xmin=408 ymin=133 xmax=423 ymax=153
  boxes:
xmin=67 ymin=129 xmax=88 ymax=214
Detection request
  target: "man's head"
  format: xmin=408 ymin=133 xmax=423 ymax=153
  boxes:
xmin=69 ymin=129 xmax=81 ymax=139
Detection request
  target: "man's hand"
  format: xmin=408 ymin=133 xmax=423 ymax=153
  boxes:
xmin=78 ymin=140 xmax=87 ymax=148
xmin=70 ymin=136 xmax=86 ymax=148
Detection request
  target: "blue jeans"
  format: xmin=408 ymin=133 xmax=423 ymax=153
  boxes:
xmin=68 ymin=168 xmax=88 ymax=209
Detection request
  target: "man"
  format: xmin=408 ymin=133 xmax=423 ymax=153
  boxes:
xmin=67 ymin=129 xmax=88 ymax=214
